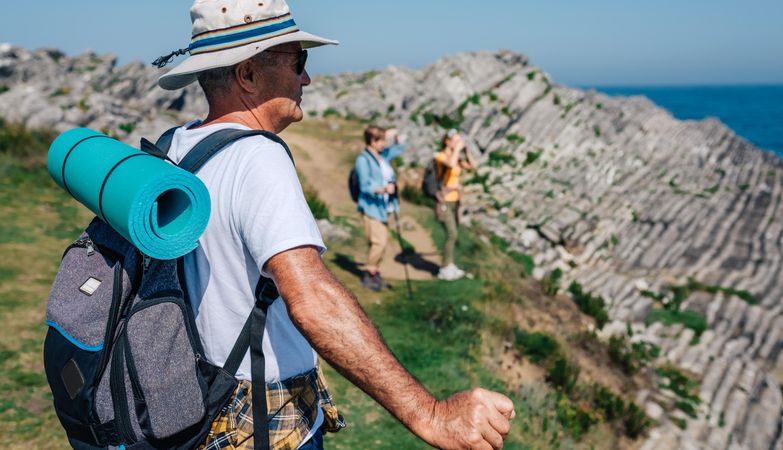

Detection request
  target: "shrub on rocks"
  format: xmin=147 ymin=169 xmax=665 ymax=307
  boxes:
xmin=567 ymin=281 xmax=609 ymax=329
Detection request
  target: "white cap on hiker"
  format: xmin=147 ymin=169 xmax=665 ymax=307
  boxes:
xmin=156 ymin=0 xmax=338 ymax=90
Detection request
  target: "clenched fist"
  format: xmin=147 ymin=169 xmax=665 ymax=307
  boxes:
xmin=416 ymin=388 xmax=515 ymax=450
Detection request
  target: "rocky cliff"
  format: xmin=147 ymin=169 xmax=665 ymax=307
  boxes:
xmin=1 ymin=43 xmax=781 ymax=450
xmin=304 ymin=51 xmax=783 ymax=450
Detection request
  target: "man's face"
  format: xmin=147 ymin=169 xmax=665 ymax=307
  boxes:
xmin=253 ymin=42 xmax=311 ymax=128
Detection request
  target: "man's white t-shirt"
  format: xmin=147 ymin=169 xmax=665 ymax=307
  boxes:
xmin=167 ymin=121 xmax=323 ymax=383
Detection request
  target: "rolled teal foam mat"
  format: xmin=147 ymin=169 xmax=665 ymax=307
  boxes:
xmin=48 ymin=128 xmax=211 ymax=260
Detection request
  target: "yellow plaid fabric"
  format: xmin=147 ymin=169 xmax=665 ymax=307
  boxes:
xmin=200 ymin=366 xmax=344 ymax=450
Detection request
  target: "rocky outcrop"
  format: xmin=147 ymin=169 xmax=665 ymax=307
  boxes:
xmin=0 ymin=43 xmax=205 ymax=144
xmin=302 ymin=50 xmax=783 ymax=450
xmin=1 ymin=43 xmax=781 ymax=449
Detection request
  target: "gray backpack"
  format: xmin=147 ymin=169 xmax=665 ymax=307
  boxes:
xmin=422 ymin=158 xmax=442 ymax=199
xmin=43 ymin=127 xmax=293 ymax=450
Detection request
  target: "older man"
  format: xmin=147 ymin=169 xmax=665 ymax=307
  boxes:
xmin=155 ymin=1 xmax=514 ymax=449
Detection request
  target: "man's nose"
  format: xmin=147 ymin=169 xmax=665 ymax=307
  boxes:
xmin=301 ymin=69 xmax=311 ymax=86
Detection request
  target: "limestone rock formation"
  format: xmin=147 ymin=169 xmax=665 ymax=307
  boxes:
xmin=0 ymin=43 xmax=205 ymax=143
xmin=1 ymin=43 xmax=781 ymax=449
xmin=303 ymin=50 xmax=783 ymax=450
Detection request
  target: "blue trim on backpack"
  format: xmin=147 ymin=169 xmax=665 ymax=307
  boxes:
xmin=45 ymin=321 xmax=104 ymax=352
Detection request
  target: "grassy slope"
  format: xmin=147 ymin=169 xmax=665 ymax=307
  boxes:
xmin=0 ymin=118 xmax=644 ymax=449
xmin=0 ymin=143 xmax=91 ymax=447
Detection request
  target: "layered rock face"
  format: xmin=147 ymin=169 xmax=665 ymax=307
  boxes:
xmin=0 ymin=43 xmax=205 ymax=142
xmin=1 ymin=44 xmax=781 ymax=449
xmin=303 ymin=51 xmax=783 ymax=450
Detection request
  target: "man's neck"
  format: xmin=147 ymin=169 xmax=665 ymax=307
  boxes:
xmin=199 ymin=109 xmax=284 ymax=133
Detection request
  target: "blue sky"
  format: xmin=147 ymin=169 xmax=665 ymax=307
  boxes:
xmin=2 ymin=0 xmax=781 ymax=86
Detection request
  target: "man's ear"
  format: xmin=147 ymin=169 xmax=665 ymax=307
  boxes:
xmin=235 ymin=60 xmax=257 ymax=93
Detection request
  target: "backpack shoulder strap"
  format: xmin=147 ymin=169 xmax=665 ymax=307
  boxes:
xmin=154 ymin=126 xmax=180 ymax=153
xmin=222 ymin=276 xmax=278 ymax=450
xmin=178 ymin=128 xmax=294 ymax=174
xmin=433 ymin=154 xmax=446 ymax=180
xmin=138 ymin=126 xmax=180 ymax=161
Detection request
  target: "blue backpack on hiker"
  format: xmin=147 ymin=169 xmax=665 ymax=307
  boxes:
xmin=43 ymin=128 xmax=292 ymax=450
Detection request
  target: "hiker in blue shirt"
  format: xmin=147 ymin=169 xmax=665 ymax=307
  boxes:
xmin=355 ymin=125 xmax=406 ymax=291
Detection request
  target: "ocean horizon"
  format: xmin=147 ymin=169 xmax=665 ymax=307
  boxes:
xmin=589 ymin=84 xmax=783 ymax=158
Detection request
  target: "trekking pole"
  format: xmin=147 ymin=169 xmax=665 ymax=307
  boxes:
xmin=392 ymin=209 xmax=414 ymax=301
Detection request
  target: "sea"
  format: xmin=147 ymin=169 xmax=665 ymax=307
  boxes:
xmin=591 ymin=85 xmax=783 ymax=158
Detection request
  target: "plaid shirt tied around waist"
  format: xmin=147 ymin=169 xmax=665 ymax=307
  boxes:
xmin=201 ymin=365 xmax=345 ymax=450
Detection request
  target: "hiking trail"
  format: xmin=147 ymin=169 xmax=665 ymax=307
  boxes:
xmin=283 ymin=122 xmax=440 ymax=281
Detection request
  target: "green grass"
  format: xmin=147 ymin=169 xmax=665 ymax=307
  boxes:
xmin=118 ymin=122 xmax=136 ymax=135
xmin=488 ymin=151 xmax=516 ymax=167
xmin=607 ymin=335 xmax=660 ymax=375
xmin=646 ymin=309 xmax=708 ymax=340
xmin=400 ymin=184 xmax=436 ymax=208
xmin=506 ymin=134 xmax=526 ymax=144
xmin=50 ymin=87 xmax=70 ymax=97
xmin=524 ymin=150 xmax=543 ymax=167
xmin=0 ymin=119 xmax=92 ymax=447
xmin=542 ymin=268 xmax=563 ymax=296
xmin=515 ymin=329 xmax=560 ymax=364
xmin=323 ymin=107 xmax=341 ymax=118
xmin=322 ymin=276 xmax=526 ymax=449
xmin=656 ymin=365 xmax=701 ymax=418
xmin=304 ymin=185 xmax=331 ymax=220
xmin=0 ymin=117 xmax=58 ymax=159
xmin=508 ymin=251 xmax=535 ymax=276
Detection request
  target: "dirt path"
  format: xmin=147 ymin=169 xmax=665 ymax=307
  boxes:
xmin=282 ymin=121 xmax=440 ymax=280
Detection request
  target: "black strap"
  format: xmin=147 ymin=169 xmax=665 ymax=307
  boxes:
xmin=250 ymin=297 xmax=272 ymax=450
xmin=178 ymin=129 xmax=295 ymax=174
xmin=223 ymin=277 xmax=278 ymax=450
xmin=153 ymin=126 xmax=180 ymax=154
xmin=143 ymin=126 xmax=295 ymax=174
xmin=223 ymin=277 xmax=278 ymax=375
xmin=137 ymin=126 xmax=179 ymax=163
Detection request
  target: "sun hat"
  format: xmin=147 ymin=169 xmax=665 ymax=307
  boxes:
xmin=155 ymin=0 xmax=338 ymax=91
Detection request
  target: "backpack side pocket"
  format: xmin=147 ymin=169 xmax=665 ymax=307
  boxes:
xmin=123 ymin=295 xmax=206 ymax=440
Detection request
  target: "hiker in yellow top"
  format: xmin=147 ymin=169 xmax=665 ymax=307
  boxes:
xmin=434 ymin=129 xmax=477 ymax=281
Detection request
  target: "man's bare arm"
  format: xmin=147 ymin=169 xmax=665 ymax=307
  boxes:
xmin=266 ymin=246 xmax=514 ymax=450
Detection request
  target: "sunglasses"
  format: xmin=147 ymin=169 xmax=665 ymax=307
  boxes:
xmin=265 ymin=49 xmax=308 ymax=75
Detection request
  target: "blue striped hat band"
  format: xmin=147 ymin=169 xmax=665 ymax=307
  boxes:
xmin=189 ymin=13 xmax=299 ymax=55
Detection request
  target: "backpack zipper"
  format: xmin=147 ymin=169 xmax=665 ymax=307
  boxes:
xmin=142 ymin=255 xmax=151 ymax=273
xmin=68 ymin=237 xmax=95 ymax=257
xmin=85 ymin=239 xmax=95 ymax=256
xmin=110 ymin=324 xmax=137 ymax=444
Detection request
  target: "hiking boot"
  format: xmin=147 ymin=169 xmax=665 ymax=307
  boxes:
xmin=373 ymin=272 xmax=392 ymax=290
xmin=362 ymin=272 xmax=382 ymax=291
